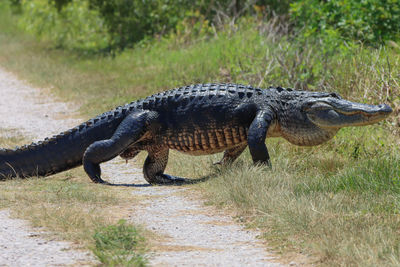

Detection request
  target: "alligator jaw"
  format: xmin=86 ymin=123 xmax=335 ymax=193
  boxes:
xmin=305 ymin=99 xmax=393 ymax=128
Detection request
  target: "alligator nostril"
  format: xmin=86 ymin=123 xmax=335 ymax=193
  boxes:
xmin=379 ymin=104 xmax=393 ymax=113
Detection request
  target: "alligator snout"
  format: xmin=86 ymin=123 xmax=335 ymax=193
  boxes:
xmin=377 ymin=104 xmax=393 ymax=114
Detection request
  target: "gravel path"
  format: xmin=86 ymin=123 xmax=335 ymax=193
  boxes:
xmin=0 ymin=67 xmax=285 ymax=266
xmin=0 ymin=210 xmax=92 ymax=267
xmin=0 ymin=68 xmax=94 ymax=266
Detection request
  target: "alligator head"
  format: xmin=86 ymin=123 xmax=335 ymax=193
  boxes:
xmin=304 ymin=96 xmax=392 ymax=128
xmin=277 ymin=91 xmax=393 ymax=146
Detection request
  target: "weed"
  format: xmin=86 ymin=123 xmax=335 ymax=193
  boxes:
xmin=92 ymin=220 xmax=147 ymax=267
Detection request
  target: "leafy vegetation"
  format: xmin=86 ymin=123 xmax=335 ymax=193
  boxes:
xmin=0 ymin=1 xmax=399 ymax=266
xmin=12 ymin=0 xmax=400 ymax=53
xmin=19 ymin=0 xmax=109 ymax=52
xmin=291 ymin=0 xmax=400 ymax=45
xmin=16 ymin=0 xmax=270 ymax=52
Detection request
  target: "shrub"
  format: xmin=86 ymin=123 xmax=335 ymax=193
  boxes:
xmin=19 ymin=0 xmax=109 ymax=52
xmin=290 ymin=0 xmax=400 ymax=45
xmin=87 ymin=0 xmax=194 ymax=51
xmin=14 ymin=0 xmax=292 ymax=52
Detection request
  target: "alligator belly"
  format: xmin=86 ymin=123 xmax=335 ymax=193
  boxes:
xmin=162 ymin=126 xmax=248 ymax=155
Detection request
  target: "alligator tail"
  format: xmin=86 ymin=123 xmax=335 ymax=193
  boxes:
xmin=0 ymin=109 xmax=128 ymax=179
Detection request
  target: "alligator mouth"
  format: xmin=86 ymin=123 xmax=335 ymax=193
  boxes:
xmin=346 ymin=111 xmax=392 ymax=126
xmin=335 ymin=104 xmax=392 ymax=124
xmin=336 ymin=104 xmax=392 ymax=115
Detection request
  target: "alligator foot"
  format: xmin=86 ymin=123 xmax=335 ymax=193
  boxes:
xmin=83 ymin=161 xmax=108 ymax=184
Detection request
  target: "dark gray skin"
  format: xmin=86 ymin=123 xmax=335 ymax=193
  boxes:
xmin=0 ymin=83 xmax=393 ymax=184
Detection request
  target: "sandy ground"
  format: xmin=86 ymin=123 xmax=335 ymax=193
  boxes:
xmin=0 ymin=67 xmax=285 ymax=266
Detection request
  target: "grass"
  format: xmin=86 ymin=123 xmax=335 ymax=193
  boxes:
xmin=164 ymin=126 xmax=400 ymax=266
xmin=92 ymin=220 xmax=147 ymax=266
xmin=0 ymin=2 xmax=400 ymax=266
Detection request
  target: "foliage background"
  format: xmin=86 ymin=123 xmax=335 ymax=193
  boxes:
xmin=11 ymin=0 xmax=400 ymax=52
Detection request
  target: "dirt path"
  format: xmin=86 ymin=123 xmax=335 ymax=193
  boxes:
xmin=0 ymin=67 xmax=284 ymax=266
xmin=0 ymin=68 xmax=93 ymax=266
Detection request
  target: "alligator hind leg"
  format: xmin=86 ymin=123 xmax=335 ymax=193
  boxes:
xmin=214 ymin=143 xmax=247 ymax=165
xmin=83 ymin=111 xmax=157 ymax=183
xmin=143 ymin=147 xmax=185 ymax=184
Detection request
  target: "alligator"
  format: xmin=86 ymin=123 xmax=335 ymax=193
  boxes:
xmin=0 ymin=83 xmax=393 ymax=184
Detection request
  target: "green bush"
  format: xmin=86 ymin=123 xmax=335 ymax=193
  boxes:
xmin=290 ymin=0 xmax=400 ymax=45
xmin=19 ymin=0 xmax=109 ymax=51
xmin=13 ymin=0 xmax=291 ymax=52
xmin=87 ymin=0 xmax=194 ymax=51
xmin=14 ymin=0 xmax=400 ymax=52
xmin=87 ymin=0 xmax=287 ymax=51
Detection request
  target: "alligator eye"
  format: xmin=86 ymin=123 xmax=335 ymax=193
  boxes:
xmin=303 ymin=102 xmax=315 ymax=110
xmin=305 ymin=102 xmax=333 ymax=111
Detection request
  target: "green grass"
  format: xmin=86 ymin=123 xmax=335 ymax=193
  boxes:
xmin=92 ymin=220 xmax=147 ymax=267
xmin=1 ymin=3 xmax=400 ymax=266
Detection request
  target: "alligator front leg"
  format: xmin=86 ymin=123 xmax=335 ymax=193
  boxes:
xmin=83 ymin=110 xmax=157 ymax=183
xmin=247 ymin=110 xmax=273 ymax=166
xmin=214 ymin=143 xmax=247 ymax=165
xmin=143 ymin=147 xmax=185 ymax=184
